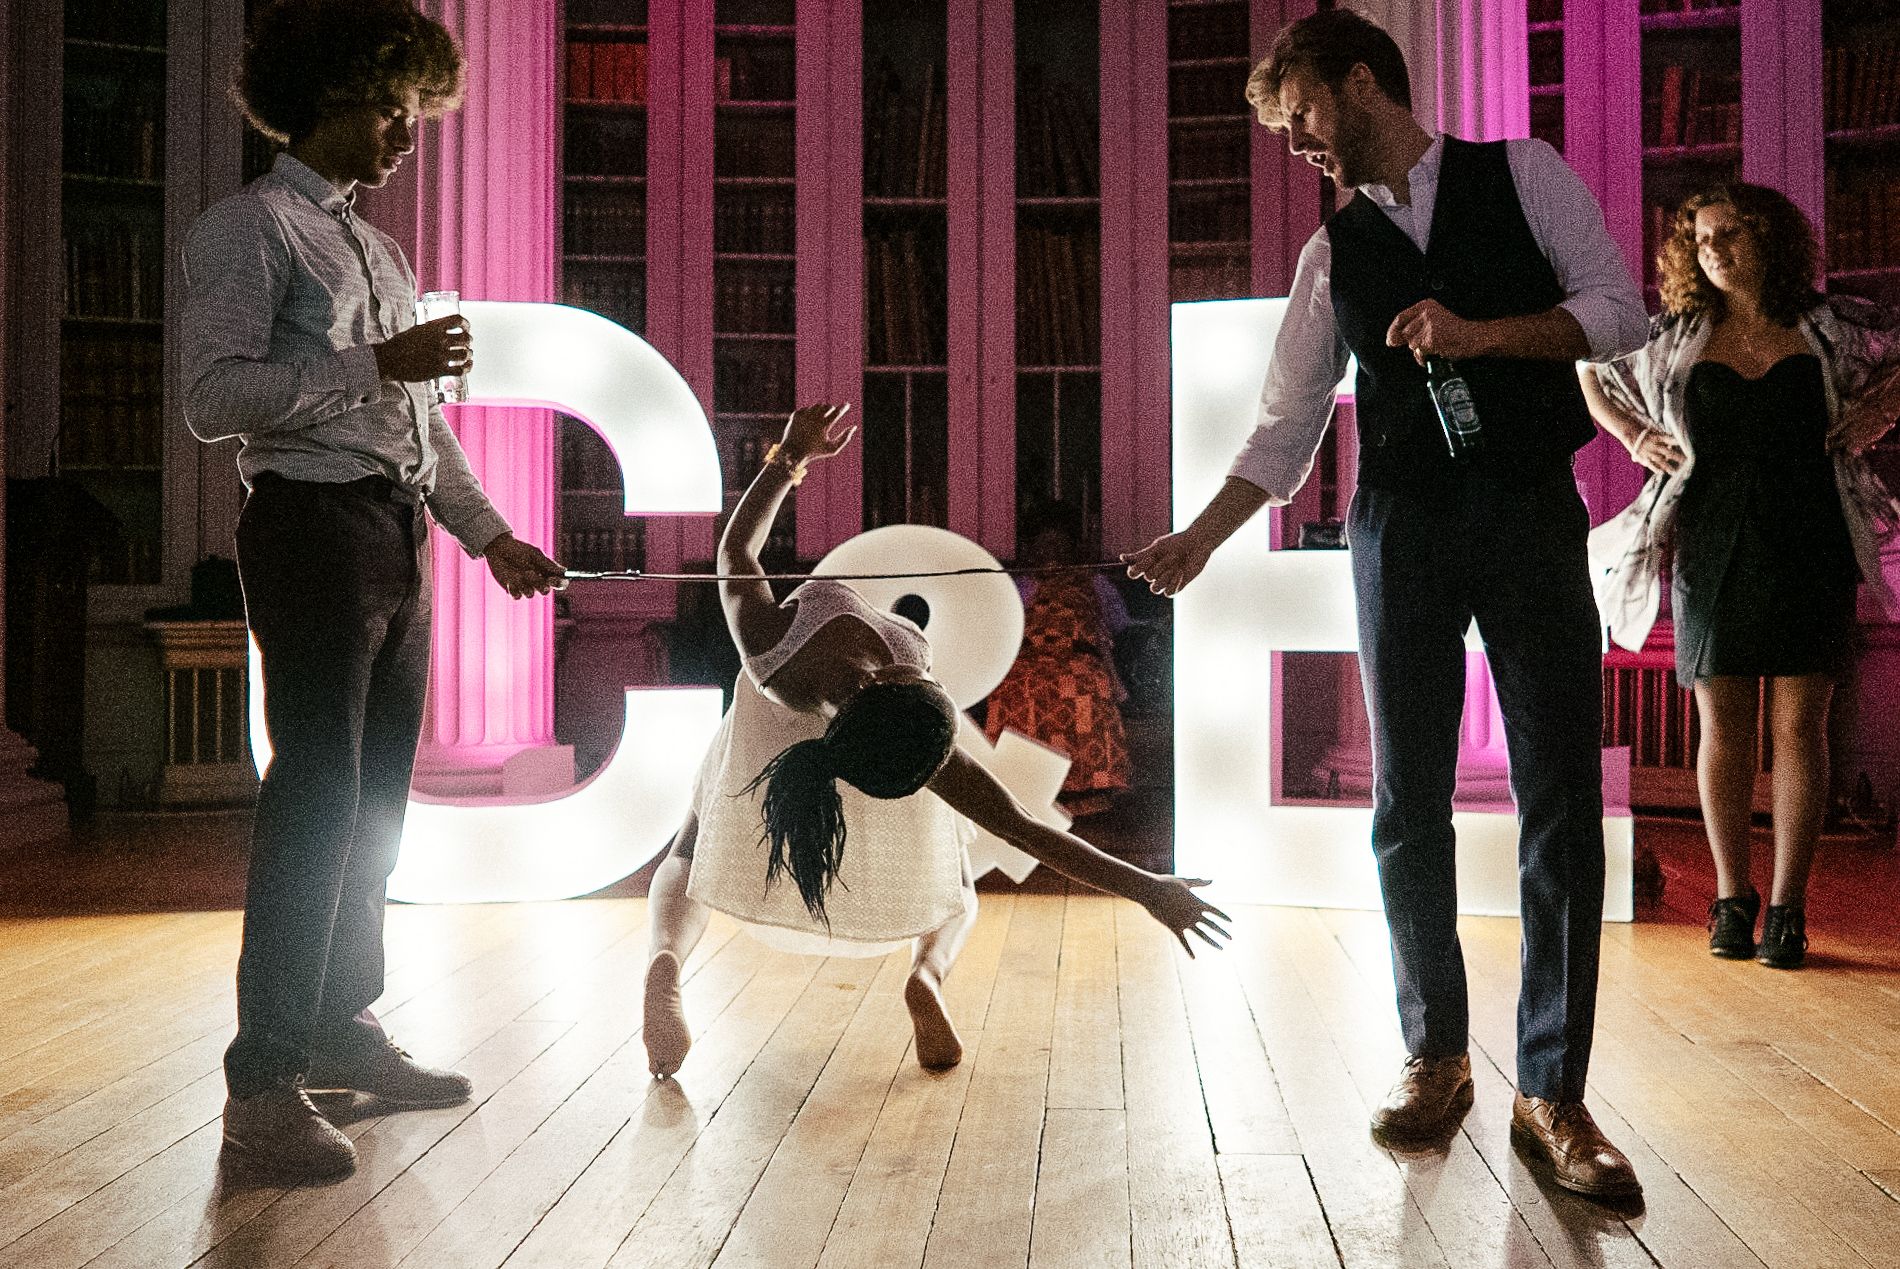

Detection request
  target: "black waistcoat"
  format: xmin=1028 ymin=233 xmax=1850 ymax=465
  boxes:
xmin=1326 ymin=137 xmax=1596 ymax=489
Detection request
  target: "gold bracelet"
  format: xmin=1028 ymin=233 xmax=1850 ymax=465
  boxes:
xmin=763 ymin=442 xmax=808 ymax=486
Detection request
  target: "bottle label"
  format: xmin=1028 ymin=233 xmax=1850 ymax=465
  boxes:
xmin=1434 ymin=377 xmax=1480 ymax=438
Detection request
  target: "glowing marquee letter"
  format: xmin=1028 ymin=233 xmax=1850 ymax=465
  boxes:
xmin=1170 ymin=298 xmax=1632 ymax=920
xmin=251 ymin=302 xmax=725 ymax=903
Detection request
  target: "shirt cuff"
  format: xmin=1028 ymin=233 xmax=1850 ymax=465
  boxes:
xmin=1222 ymin=455 xmax=1297 ymax=508
xmin=336 ymin=344 xmax=385 ymax=408
xmin=1560 ymin=295 xmax=1647 ymax=363
xmin=439 ymin=507 xmax=513 ymax=560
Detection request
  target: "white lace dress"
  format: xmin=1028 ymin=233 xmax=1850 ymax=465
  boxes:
xmin=684 ymin=580 xmax=976 ymax=954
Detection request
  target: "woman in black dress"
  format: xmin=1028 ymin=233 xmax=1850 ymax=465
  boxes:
xmin=1583 ymin=183 xmax=1900 ymax=969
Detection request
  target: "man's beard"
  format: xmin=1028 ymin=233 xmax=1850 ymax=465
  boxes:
xmin=1326 ymin=102 xmax=1379 ymax=189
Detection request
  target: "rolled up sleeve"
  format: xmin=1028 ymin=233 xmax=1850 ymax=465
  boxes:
xmin=1510 ymin=139 xmax=1649 ymax=363
xmin=424 ymin=403 xmax=513 ymax=558
xmin=179 ymin=199 xmax=385 ymax=442
xmin=1226 ymin=230 xmax=1350 ymax=504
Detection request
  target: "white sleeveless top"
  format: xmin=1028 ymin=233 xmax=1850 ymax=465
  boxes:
xmin=686 ymin=581 xmax=975 ymax=948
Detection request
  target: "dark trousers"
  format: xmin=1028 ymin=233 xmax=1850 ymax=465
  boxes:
xmin=1348 ymin=466 xmax=1605 ymax=1102
xmin=225 ymin=474 xmax=432 ymax=1097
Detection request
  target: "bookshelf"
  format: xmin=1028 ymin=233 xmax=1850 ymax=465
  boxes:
xmin=1166 ymin=0 xmax=1251 ymax=303
xmin=1823 ymin=3 xmax=1900 ymax=311
xmin=1528 ymin=0 xmax=1563 ymax=153
xmin=861 ymin=0 xmax=949 ymax=530
xmin=58 ymin=0 xmax=168 ymax=585
xmin=1639 ymin=0 xmax=1742 ymax=301
xmin=558 ymin=0 xmax=653 ymax=575
xmin=1015 ymin=0 xmax=1102 ymax=551
xmin=712 ymin=0 xmax=798 ymax=568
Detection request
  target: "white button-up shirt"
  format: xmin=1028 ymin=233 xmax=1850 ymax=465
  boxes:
xmin=1228 ymin=136 xmax=1649 ymax=504
xmin=180 ymin=154 xmax=510 ymax=556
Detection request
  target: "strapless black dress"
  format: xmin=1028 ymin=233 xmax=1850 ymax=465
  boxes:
xmin=1672 ymin=353 xmax=1858 ymax=687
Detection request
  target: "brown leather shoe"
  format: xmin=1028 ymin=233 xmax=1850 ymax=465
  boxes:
xmin=221 ymin=1083 xmax=357 ymax=1182
xmin=1369 ymin=1053 xmax=1474 ymax=1145
xmin=1511 ymin=1094 xmax=1642 ymax=1199
xmin=305 ymin=1039 xmax=473 ymax=1108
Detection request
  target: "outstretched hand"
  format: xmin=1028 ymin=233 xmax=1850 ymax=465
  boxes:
xmin=781 ymin=402 xmax=856 ymax=464
xmin=1122 ymin=529 xmax=1212 ymax=597
xmin=1142 ymin=876 xmax=1231 ymax=957
xmin=484 ymin=533 xmax=565 ymax=599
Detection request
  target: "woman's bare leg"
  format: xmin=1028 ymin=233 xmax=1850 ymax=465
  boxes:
xmin=1695 ymin=677 xmax=1761 ymax=900
xmin=1765 ymin=675 xmax=1832 ymax=907
xmin=906 ymin=879 xmax=978 ymax=1070
xmin=644 ymin=812 xmax=708 ymax=1077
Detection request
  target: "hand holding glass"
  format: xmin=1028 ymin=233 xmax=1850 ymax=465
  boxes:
xmin=415 ymin=289 xmax=468 ymax=404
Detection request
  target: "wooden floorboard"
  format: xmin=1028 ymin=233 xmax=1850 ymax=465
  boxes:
xmin=0 ymin=889 xmax=1895 ymax=1268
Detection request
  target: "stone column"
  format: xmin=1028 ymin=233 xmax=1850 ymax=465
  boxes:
xmin=405 ymin=0 xmax=571 ymax=795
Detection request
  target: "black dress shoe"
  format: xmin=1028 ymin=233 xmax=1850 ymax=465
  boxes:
xmin=221 ymin=1082 xmax=356 ymax=1182
xmin=305 ymin=1039 xmax=473 ymax=1108
xmin=1757 ymin=904 xmax=1807 ymax=969
xmin=1707 ymin=891 xmax=1760 ymax=959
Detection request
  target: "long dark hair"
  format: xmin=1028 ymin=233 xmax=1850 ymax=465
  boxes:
xmin=744 ymin=679 xmax=959 ymax=923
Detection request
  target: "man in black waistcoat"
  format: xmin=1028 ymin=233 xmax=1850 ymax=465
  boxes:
xmin=1126 ymin=10 xmax=1648 ymax=1200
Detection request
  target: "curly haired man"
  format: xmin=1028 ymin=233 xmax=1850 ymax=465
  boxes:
xmin=180 ymin=0 xmax=565 ymax=1181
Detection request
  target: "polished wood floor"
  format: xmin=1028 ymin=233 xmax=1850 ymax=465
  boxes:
xmin=2 ymin=859 xmax=1899 ymax=1269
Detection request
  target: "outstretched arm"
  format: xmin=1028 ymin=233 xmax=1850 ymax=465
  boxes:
xmin=716 ymin=403 xmax=855 ymax=662
xmin=928 ymin=750 xmax=1230 ymax=955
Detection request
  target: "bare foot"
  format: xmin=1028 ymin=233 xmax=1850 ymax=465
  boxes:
xmin=905 ymin=971 xmax=963 ymax=1070
xmin=643 ymin=951 xmax=691 ymax=1078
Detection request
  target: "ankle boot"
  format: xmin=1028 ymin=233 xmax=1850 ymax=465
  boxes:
xmin=1707 ymin=890 xmax=1760 ymax=959
xmin=1757 ymin=904 xmax=1807 ymax=969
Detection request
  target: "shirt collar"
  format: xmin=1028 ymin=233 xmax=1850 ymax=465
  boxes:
xmin=1359 ymin=133 xmax=1444 ymax=209
xmin=272 ymin=153 xmax=357 ymax=218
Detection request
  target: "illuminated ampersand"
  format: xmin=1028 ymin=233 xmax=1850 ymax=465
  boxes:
xmin=250 ymin=304 xmax=1071 ymax=905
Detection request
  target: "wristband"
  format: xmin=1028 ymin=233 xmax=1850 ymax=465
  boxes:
xmin=763 ymin=442 xmax=808 ymax=486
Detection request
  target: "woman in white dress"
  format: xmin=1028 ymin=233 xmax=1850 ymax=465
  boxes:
xmin=642 ymin=404 xmax=1229 ymax=1075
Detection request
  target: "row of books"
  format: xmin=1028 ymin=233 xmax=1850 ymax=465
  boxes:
xmin=1826 ymin=175 xmax=1900 ymax=273
xmin=716 ymin=0 xmax=793 ymax=26
xmin=559 ymin=424 xmax=627 ymax=494
xmin=59 ymin=335 xmax=162 ymax=468
xmin=1638 ymin=0 xmax=1738 ymax=13
xmin=1171 ymin=187 xmax=1250 ymax=244
xmin=565 ymin=196 xmax=646 ymax=257
xmin=567 ymin=40 xmax=647 ymax=105
xmin=1017 ymin=71 xmax=1100 ymax=199
xmin=713 ymin=271 xmax=795 ymax=333
xmin=1169 ymin=1 xmax=1246 ymax=65
xmin=865 ymin=228 xmax=948 ymax=366
xmin=1644 ymin=66 xmax=1741 ymax=149
xmin=715 ymin=48 xmax=794 ymax=104
xmin=863 ymin=60 xmax=948 ymax=200
xmin=714 ymin=117 xmax=796 ymax=179
xmin=87 ymin=533 xmax=160 ymax=587
xmin=565 ymin=115 xmax=646 ymax=177
xmin=1169 ymin=64 xmax=1248 ymax=120
xmin=557 ymin=525 xmax=646 ymax=575
xmin=64 ymin=220 xmax=163 ymax=321
xmin=1530 ymin=32 xmax=1562 ymax=90
xmin=66 ymin=0 xmax=165 ymax=45
xmin=1825 ymin=43 xmax=1900 ymax=133
xmin=562 ymin=270 xmax=645 ymax=329
xmin=64 ymin=92 xmax=163 ymax=181
xmin=713 ymin=344 xmax=794 ymax=413
xmin=1016 ymin=224 xmax=1100 ymax=367
xmin=1170 ymin=256 xmax=1251 ymax=304
xmin=714 ymin=191 xmax=795 ymax=254
xmin=1170 ymin=125 xmax=1247 ymax=182
xmin=1531 ymin=96 xmax=1565 ymax=150
xmin=1528 ymin=0 xmax=1561 ymax=22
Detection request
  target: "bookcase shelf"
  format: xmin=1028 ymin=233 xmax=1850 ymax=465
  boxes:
xmin=1825 ymin=5 xmax=1900 ymax=302
xmin=58 ymin=0 xmax=169 ymax=586
xmin=1638 ymin=0 xmax=1742 ymax=296
xmin=559 ymin=0 xmax=652 ymax=575
xmin=1167 ymin=0 xmax=1250 ymax=309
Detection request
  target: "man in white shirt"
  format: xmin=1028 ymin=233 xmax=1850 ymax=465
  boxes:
xmin=181 ymin=0 xmax=565 ymax=1183
xmin=1125 ymin=9 xmax=1646 ymax=1202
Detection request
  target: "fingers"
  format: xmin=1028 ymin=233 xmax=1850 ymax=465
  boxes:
xmin=1192 ymin=926 xmax=1224 ymax=951
xmin=1174 ymin=930 xmax=1195 ymax=959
